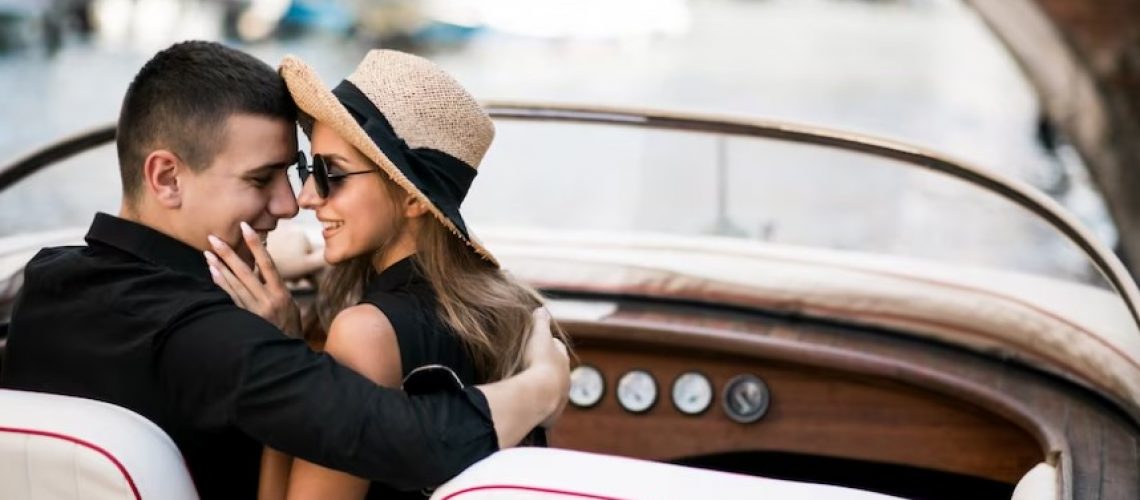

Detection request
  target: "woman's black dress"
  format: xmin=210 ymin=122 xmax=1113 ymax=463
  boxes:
xmin=356 ymin=256 xmax=545 ymax=499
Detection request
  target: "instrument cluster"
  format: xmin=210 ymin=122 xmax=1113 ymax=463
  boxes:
xmin=569 ymin=365 xmax=771 ymax=423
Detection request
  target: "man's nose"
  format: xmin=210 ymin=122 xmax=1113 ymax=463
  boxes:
xmin=269 ymin=174 xmax=300 ymax=219
xmin=297 ymin=177 xmax=322 ymax=210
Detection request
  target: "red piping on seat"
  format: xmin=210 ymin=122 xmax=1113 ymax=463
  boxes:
xmin=0 ymin=426 xmax=142 ymax=500
xmin=440 ymin=484 xmax=624 ymax=500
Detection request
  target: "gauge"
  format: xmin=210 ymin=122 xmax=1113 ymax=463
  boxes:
xmin=723 ymin=374 xmax=770 ymax=423
xmin=671 ymin=371 xmax=713 ymax=415
xmin=616 ymin=369 xmax=658 ymax=414
xmin=568 ymin=365 xmax=605 ymax=408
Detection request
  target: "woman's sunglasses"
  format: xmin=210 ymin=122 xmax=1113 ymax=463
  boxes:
xmin=295 ymin=152 xmax=377 ymax=198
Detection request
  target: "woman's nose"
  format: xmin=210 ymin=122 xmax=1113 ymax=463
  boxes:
xmin=297 ymin=177 xmax=322 ymax=210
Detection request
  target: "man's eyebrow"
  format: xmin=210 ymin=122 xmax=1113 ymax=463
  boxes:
xmin=246 ymin=158 xmax=297 ymax=175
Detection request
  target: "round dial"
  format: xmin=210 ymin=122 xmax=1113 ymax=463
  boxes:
xmin=671 ymin=371 xmax=713 ymax=415
xmin=616 ymin=369 xmax=658 ymax=414
xmin=723 ymin=374 xmax=770 ymax=423
xmin=568 ymin=365 xmax=605 ymax=408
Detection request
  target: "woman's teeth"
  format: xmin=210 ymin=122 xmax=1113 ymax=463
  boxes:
xmin=322 ymin=221 xmax=343 ymax=230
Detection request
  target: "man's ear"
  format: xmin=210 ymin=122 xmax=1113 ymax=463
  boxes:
xmin=404 ymin=196 xmax=429 ymax=218
xmin=142 ymin=149 xmax=184 ymax=209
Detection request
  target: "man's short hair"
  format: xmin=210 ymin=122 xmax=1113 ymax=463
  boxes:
xmin=116 ymin=41 xmax=296 ymax=201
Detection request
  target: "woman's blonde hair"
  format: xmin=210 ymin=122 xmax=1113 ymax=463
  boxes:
xmin=312 ymin=174 xmax=569 ymax=383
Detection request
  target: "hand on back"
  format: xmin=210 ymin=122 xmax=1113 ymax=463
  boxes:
xmin=525 ymin=308 xmax=570 ymax=428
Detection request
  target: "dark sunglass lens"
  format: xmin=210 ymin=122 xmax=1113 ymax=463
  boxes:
xmin=313 ymin=154 xmax=330 ymax=198
xmin=295 ymin=152 xmax=310 ymax=184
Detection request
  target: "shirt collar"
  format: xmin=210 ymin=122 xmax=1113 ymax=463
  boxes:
xmin=365 ymin=255 xmax=421 ymax=294
xmin=84 ymin=212 xmax=211 ymax=282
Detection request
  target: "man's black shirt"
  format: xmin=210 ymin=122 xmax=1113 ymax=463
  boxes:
xmin=0 ymin=213 xmax=499 ymax=498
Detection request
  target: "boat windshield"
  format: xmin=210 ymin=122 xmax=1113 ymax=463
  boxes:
xmin=0 ymin=108 xmax=1119 ymax=293
xmin=466 ymin=109 xmax=1111 ymax=292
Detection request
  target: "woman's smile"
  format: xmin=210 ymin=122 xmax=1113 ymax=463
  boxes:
xmin=320 ymin=218 xmax=344 ymax=239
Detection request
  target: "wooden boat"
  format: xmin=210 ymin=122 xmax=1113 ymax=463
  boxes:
xmin=0 ymin=103 xmax=1137 ymax=499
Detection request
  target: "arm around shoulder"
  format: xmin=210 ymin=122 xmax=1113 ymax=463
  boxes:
xmin=159 ymin=304 xmax=499 ymax=490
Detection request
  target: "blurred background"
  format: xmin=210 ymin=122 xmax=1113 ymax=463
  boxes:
xmin=0 ymin=0 xmax=1137 ymax=286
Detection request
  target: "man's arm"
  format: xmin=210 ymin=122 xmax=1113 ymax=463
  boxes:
xmin=156 ymin=305 xmax=562 ymax=490
xmin=212 ymin=223 xmax=571 ymax=452
xmin=477 ymin=309 xmax=569 ymax=447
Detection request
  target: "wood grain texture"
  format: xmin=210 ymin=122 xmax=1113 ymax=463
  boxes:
xmin=542 ymin=297 xmax=1140 ymax=498
xmin=550 ymin=347 xmax=1041 ymax=483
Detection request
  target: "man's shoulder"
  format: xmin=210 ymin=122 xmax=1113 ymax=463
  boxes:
xmin=25 ymin=243 xmax=129 ymax=279
xmin=20 ymin=244 xmax=97 ymax=290
xmin=21 ymin=242 xmax=229 ymax=316
xmin=25 ymin=244 xmax=86 ymax=268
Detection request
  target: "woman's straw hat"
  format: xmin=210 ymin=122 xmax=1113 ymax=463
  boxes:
xmin=280 ymin=50 xmax=498 ymax=266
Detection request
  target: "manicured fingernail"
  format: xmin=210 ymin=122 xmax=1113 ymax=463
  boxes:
xmin=204 ymin=251 xmax=217 ymax=263
xmin=240 ymin=221 xmax=254 ymax=236
xmin=207 ymin=234 xmax=222 ymax=249
xmin=208 ymin=266 xmax=221 ymax=279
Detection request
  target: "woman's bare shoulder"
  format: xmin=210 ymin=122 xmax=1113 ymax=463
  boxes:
xmin=324 ymin=304 xmax=402 ymax=385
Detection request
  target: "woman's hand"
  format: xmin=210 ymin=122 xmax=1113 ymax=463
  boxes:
xmin=205 ymin=221 xmax=303 ymax=338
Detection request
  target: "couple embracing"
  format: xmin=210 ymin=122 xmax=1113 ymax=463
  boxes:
xmin=1 ymin=41 xmax=570 ymax=500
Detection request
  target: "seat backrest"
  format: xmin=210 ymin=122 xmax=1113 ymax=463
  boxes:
xmin=430 ymin=448 xmax=901 ymax=499
xmin=0 ymin=389 xmax=198 ymax=500
xmin=1011 ymin=462 xmax=1058 ymax=500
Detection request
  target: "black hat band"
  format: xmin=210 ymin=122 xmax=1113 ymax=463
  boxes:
xmin=331 ymin=80 xmax=476 ymax=239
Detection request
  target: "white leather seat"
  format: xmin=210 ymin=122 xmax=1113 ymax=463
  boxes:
xmin=1011 ymin=462 xmax=1058 ymax=500
xmin=0 ymin=389 xmax=198 ymax=500
xmin=431 ymin=448 xmax=901 ymax=500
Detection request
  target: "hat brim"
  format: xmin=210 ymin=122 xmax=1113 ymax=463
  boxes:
xmin=279 ymin=55 xmax=498 ymax=267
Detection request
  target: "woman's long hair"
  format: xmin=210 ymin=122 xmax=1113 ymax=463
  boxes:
xmin=312 ymin=175 xmax=569 ymax=383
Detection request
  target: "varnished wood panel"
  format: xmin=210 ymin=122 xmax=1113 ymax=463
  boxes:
xmin=536 ymin=296 xmax=1140 ymax=499
xmin=550 ymin=347 xmax=1042 ymax=484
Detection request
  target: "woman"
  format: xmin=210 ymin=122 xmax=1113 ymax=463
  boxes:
xmin=207 ymin=50 xmax=567 ymax=499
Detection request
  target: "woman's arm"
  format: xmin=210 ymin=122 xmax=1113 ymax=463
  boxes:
xmin=258 ymin=448 xmax=292 ymax=500
xmin=286 ymin=305 xmax=403 ymax=500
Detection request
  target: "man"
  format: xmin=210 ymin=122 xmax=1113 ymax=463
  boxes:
xmin=0 ymin=41 xmax=568 ymax=499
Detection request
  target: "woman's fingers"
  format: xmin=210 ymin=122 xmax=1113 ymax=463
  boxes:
xmin=207 ymin=233 xmax=267 ymax=304
xmin=206 ymin=251 xmax=254 ymax=308
xmin=206 ymin=226 xmax=301 ymax=337
xmin=239 ymin=222 xmax=285 ymax=294
xmin=206 ymin=260 xmax=242 ymax=307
